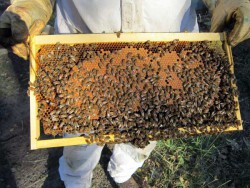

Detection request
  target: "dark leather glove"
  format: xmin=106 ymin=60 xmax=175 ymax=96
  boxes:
xmin=204 ymin=0 xmax=250 ymax=46
xmin=0 ymin=0 xmax=54 ymax=59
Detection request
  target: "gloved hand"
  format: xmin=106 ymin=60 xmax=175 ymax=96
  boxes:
xmin=0 ymin=0 xmax=54 ymax=59
xmin=204 ymin=0 xmax=250 ymax=47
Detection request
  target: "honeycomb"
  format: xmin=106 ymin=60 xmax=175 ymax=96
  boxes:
xmin=30 ymin=40 xmax=240 ymax=147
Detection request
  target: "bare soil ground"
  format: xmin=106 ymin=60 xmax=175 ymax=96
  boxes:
xmin=0 ymin=2 xmax=249 ymax=188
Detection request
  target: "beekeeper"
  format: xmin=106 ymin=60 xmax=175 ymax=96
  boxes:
xmin=0 ymin=0 xmax=249 ymax=188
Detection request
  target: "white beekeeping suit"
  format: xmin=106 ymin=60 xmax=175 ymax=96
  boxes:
xmin=56 ymin=1 xmax=198 ymax=188
xmin=55 ymin=0 xmax=199 ymax=34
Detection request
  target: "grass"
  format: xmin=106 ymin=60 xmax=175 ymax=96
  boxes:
xmin=136 ymin=130 xmax=250 ymax=188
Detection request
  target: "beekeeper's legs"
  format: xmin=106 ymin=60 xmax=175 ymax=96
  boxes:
xmin=59 ymin=134 xmax=104 ymax=188
xmin=108 ymin=141 xmax=157 ymax=183
xmin=59 ymin=134 xmax=157 ymax=187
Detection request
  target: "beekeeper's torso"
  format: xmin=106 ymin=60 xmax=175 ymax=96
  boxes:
xmin=55 ymin=0 xmax=199 ymax=34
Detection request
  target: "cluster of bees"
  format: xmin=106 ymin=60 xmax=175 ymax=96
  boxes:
xmin=30 ymin=40 xmax=240 ymax=148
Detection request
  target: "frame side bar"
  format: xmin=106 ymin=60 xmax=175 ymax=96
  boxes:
xmin=30 ymin=37 xmax=40 ymax=149
xmin=223 ymin=32 xmax=243 ymax=130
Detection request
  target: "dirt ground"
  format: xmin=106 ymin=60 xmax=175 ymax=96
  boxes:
xmin=0 ymin=1 xmax=249 ymax=188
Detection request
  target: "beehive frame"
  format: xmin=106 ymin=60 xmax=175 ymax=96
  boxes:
xmin=29 ymin=32 xmax=242 ymax=150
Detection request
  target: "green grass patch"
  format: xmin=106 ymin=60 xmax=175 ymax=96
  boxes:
xmin=136 ymin=132 xmax=250 ymax=188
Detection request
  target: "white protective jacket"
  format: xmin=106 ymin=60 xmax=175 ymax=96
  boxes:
xmin=55 ymin=0 xmax=199 ymax=34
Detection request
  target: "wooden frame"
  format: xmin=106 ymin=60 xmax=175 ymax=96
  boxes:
xmin=29 ymin=32 xmax=242 ymax=149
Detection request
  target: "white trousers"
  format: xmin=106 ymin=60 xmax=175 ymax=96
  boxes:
xmin=59 ymin=134 xmax=156 ymax=188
